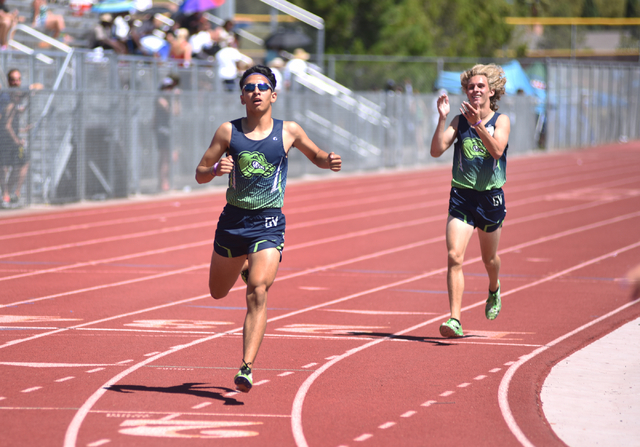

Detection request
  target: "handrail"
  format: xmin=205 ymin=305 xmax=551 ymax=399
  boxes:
xmin=8 ymin=24 xmax=74 ymax=134
xmin=259 ymin=0 xmax=324 ymax=29
xmin=10 ymin=23 xmax=72 ymax=53
xmin=204 ymin=12 xmax=265 ymax=46
xmin=258 ymin=0 xmax=325 ymax=67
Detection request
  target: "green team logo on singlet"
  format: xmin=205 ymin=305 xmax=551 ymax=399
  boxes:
xmin=462 ymin=137 xmax=491 ymax=160
xmin=238 ymin=151 xmax=276 ymax=178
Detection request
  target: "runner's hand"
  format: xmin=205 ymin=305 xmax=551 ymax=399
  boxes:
xmin=436 ymin=94 xmax=450 ymax=118
xmin=327 ymin=152 xmax=341 ymax=172
xmin=217 ymin=155 xmax=234 ymax=175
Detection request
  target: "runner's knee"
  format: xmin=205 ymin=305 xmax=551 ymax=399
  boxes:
xmin=447 ymin=249 xmax=464 ymax=267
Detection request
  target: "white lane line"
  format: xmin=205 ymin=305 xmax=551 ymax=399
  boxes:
xmin=0 ymin=362 xmax=117 ymax=367
xmin=496 ymin=241 xmax=640 ymax=447
xmin=301 ymin=363 xmax=317 ymax=369
xmin=490 ymin=368 xmax=502 ymax=373
xmin=253 ymin=380 xmax=270 ymax=387
xmin=192 ymin=402 xmax=211 ymax=409
xmin=421 ymin=400 xmax=437 ymax=407
xmin=62 ymin=214 xmax=640 ymax=446
xmin=474 ymin=375 xmax=487 ymax=380
xmin=401 ymin=411 xmax=416 ymax=418
xmin=499 ymin=297 xmax=640 ymax=447
xmin=3 ymin=171 xmax=635 ymax=291
xmin=21 ymin=387 xmax=42 ymax=393
xmin=290 ymin=238 xmax=640 ymax=447
xmin=86 ymin=439 xmax=111 ymax=447
xmin=278 ymin=372 xmax=294 ymax=377
xmin=378 ymin=422 xmax=396 ymax=429
xmin=354 ymin=433 xmax=373 ymax=442
xmin=440 ymin=391 xmax=454 ymax=397
xmin=457 ymin=383 xmax=471 ymax=388
xmin=55 ymin=377 xmax=75 ymax=382
xmin=0 ymin=207 xmax=210 ymax=242
xmin=86 ymin=368 xmax=105 ymax=373
xmin=160 ymin=413 xmax=181 ymax=420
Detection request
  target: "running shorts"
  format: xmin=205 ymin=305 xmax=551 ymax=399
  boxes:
xmin=214 ymin=204 xmax=285 ymax=258
xmin=448 ymin=187 xmax=506 ymax=233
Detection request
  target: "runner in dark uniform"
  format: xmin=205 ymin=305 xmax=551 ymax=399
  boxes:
xmin=195 ymin=65 xmax=342 ymax=392
xmin=430 ymin=64 xmax=510 ymax=338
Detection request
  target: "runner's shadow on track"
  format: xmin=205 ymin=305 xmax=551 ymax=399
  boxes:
xmin=348 ymin=332 xmax=482 ymax=345
xmin=106 ymin=382 xmax=243 ymax=406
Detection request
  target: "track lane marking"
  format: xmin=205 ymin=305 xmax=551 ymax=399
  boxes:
xmin=8 ymin=212 xmax=640 ymax=445
xmin=289 ymin=238 xmax=640 ymax=447
xmin=1 ymin=173 xmax=637 ymax=290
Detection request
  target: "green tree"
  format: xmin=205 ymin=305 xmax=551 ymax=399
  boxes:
xmin=291 ymin=0 xmax=513 ymax=57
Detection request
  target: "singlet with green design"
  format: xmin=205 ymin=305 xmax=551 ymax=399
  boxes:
xmin=225 ymin=118 xmax=288 ymax=210
xmin=451 ymin=112 xmax=508 ymax=191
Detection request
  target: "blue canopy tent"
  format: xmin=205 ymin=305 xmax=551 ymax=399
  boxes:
xmin=434 ymin=60 xmax=546 ymax=114
xmin=91 ymin=0 xmax=136 ymax=14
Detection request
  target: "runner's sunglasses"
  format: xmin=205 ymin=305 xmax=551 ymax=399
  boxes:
xmin=242 ymin=82 xmax=273 ymax=92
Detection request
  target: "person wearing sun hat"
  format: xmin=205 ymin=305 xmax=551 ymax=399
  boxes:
xmin=283 ymin=48 xmax=309 ymax=91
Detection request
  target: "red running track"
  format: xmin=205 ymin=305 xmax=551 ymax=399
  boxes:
xmin=1 ymin=143 xmax=639 ymax=447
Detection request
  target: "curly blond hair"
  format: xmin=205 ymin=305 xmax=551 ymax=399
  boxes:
xmin=460 ymin=64 xmax=507 ymax=111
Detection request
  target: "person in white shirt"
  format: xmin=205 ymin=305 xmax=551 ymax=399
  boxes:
xmin=267 ymin=57 xmax=284 ymax=92
xmin=215 ymin=36 xmax=252 ymax=91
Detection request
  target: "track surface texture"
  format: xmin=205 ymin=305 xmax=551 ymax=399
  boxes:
xmin=1 ymin=143 xmax=639 ymax=447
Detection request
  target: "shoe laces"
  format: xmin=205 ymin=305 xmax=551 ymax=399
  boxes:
xmin=240 ymin=359 xmax=252 ymax=374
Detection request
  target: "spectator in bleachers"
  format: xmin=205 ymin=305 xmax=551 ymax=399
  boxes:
xmin=189 ymin=18 xmax=219 ymax=60
xmin=0 ymin=0 xmax=21 ymax=50
xmin=132 ymin=14 xmax=170 ymax=59
xmin=31 ymin=0 xmax=66 ymax=42
xmin=213 ymin=19 xmax=237 ymax=48
xmin=215 ymin=33 xmax=252 ymax=92
xmin=283 ymin=48 xmax=309 ymax=91
xmin=267 ymin=57 xmax=284 ymax=92
xmin=91 ymin=13 xmax=127 ymax=54
xmin=168 ymin=27 xmax=192 ymax=67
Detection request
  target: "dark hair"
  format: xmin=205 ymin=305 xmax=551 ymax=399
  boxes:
xmin=7 ymin=68 xmax=20 ymax=80
xmin=239 ymin=65 xmax=276 ymax=91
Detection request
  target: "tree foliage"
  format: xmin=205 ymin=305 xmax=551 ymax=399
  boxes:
xmin=291 ymin=0 xmax=514 ymax=57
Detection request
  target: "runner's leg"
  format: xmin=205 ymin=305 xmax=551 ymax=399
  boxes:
xmin=242 ymin=247 xmax=280 ymax=366
xmin=208 ymin=250 xmax=245 ymax=299
xmin=446 ymin=215 xmax=474 ymax=320
xmin=477 ymin=227 xmax=502 ymax=292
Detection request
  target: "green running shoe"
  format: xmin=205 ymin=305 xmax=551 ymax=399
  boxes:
xmin=439 ymin=318 xmax=463 ymax=338
xmin=485 ymin=281 xmax=501 ymax=320
xmin=240 ymin=269 xmax=249 ymax=285
xmin=234 ymin=363 xmax=253 ymax=393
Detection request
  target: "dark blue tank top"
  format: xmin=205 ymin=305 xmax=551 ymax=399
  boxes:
xmin=452 ymin=112 xmax=508 ymax=191
xmin=226 ymin=118 xmax=288 ymax=210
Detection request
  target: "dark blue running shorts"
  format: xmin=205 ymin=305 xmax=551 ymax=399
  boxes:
xmin=448 ymin=187 xmax=506 ymax=233
xmin=214 ymin=204 xmax=285 ymax=259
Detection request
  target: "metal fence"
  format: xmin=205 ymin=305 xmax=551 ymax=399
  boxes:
xmin=546 ymin=60 xmax=640 ymax=149
xmin=1 ymin=49 xmax=636 ymax=208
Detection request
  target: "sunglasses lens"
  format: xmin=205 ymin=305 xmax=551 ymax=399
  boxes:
xmin=243 ymin=83 xmax=271 ymax=92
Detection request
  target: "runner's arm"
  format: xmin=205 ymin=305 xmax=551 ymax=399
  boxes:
xmin=475 ymin=113 xmax=510 ymax=160
xmin=195 ymin=122 xmax=234 ymax=183
xmin=284 ymin=121 xmax=341 ymax=171
xmin=430 ymin=94 xmax=458 ymax=158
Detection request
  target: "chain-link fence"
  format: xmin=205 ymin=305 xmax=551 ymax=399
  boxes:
xmin=546 ymin=60 xmax=640 ymax=149
xmin=1 ymin=49 xmax=637 ymax=209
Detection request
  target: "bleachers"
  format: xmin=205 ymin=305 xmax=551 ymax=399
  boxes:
xmin=7 ymin=0 xmax=97 ymax=49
